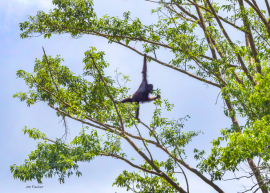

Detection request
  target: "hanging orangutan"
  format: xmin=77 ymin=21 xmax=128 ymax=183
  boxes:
xmin=120 ymin=54 xmax=160 ymax=119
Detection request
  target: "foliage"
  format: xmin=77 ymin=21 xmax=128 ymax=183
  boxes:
xmin=113 ymin=159 xmax=179 ymax=193
xmin=12 ymin=0 xmax=270 ymax=192
xmin=12 ymin=46 xmax=197 ymax=192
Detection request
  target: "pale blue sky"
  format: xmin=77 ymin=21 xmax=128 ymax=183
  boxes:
xmin=0 ymin=0 xmax=259 ymax=192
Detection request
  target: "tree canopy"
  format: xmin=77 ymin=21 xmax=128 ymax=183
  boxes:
xmin=11 ymin=0 xmax=270 ymax=192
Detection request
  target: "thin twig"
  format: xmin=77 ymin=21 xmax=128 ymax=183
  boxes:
xmin=42 ymin=47 xmax=59 ymax=92
xmin=175 ymin=160 xmax=189 ymax=193
xmin=215 ymin=91 xmax=221 ymax=105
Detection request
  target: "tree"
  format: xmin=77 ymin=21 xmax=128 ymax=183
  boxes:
xmin=10 ymin=0 xmax=270 ymax=192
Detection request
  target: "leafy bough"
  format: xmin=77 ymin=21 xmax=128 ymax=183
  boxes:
xmin=11 ymin=47 xmax=206 ymax=193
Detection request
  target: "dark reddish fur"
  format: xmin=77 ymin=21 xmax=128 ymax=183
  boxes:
xmin=121 ymin=54 xmax=160 ymax=119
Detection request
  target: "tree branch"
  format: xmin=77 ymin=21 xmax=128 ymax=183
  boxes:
xmin=175 ymin=160 xmax=189 ymax=193
xmin=247 ymin=158 xmax=269 ymax=193
xmin=238 ymin=0 xmax=262 ymax=74
xmin=87 ymin=52 xmax=125 ymax=131
xmin=42 ymin=136 xmax=163 ymax=177
xmin=89 ymin=29 xmax=215 ymax=61
xmin=194 ymin=0 xmax=217 ymax=60
xmin=139 ymin=120 xmax=160 ymax=144
xmin=191 ymin=6 xmax=245 ymax=87
xmin=175 ymin=4 xmax=199 ymax=21
xmin=128 ymin=109 xmax=154 ymax=161
xmin=42 ymin=47 xmax=60 ymax=92
xmin=206 ymin=0 xmax=256 ymax=85
xmin=222 ymin=90 xmax=268 ymax=193
xmin=32 ymin=67 xmax=221 ymax=193
xmin=187 ymin=0 xmax=248 ymax=33
xmin=47 ymin=104 xmax=161 ymax=148
xmin=48 ymin=103 xmax=224 ymax=193
xmin=123 ymin=134 xmax=187 ymax=193
xmin=265 ymin=0 xmax=270 ymax=17
xmin=157 ymin=144 xmax=225 ymax=193
xmin=100 ymin=153 xmax=162 ymax=176
xmin=111 ymin=40 xmax=221 ymax=88
xmin=243 ymin=0 xmax=269 ymax=32
xmin=166 ymin=5 xmax=202 ymax=27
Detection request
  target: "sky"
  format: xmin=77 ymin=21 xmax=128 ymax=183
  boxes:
xmin=0 ymin=0 xmax=261 ymax=193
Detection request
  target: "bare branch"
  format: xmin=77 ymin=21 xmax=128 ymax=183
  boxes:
xmin=175 ymin=161 xmax=189 ymax=193
xmin=222 ymin=173 xmax=253 ymax=181
xmin=126 ymin=108 xmax=154 ymax=161
xmin=145 ymin=0 xmax=175 ymax=4
xmin=139 ymin=120 xmax=160 ymax=144
xmin=241 ymin=182 xmax=258 ymax=193
xmin=134 ymin=123 xmax=154 ymax=161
